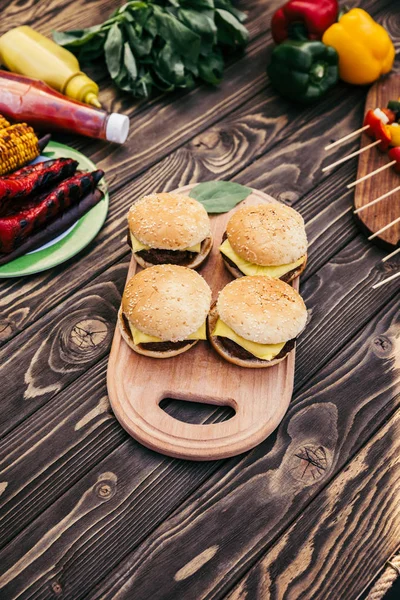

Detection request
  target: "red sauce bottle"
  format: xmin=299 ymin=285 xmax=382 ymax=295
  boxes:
xmin=0 ymin=70 xmax=129 ymax=143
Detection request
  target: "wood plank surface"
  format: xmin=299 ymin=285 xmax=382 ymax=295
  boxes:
xmin=0 ymin=0 xmax=399 ymax=598
xmin=86 ymin=295 xmax=400 ymax=600
xmin=0 ymin=0 xmax=396 ymax=350
xmin=0 ymin=291 xmax=396 ymax=600
xmin=227 ymin=407 xmax=400 ymax=600
xmin=1 ymin=227 xmax=397 ymax=552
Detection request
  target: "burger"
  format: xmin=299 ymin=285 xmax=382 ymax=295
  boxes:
xmin=219 ymin=203 xmax=307 ymax=282
xmin=127 ymin=192 xmax=213 ymax=269
xmin=207 ymin=276 xmax=307 ymax=368
xmin=118 ymin=264 xmax=212 ymax=358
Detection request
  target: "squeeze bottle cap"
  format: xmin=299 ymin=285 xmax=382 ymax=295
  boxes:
xmin=106 ymin=113 xmax=129 ymax=144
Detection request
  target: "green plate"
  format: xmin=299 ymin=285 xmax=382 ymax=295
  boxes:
xmin=0 ymin=141 xmax=108 ymax=278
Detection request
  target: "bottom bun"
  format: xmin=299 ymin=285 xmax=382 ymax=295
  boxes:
xmin=118 ymin=308 xmax=198 ymax=358
xmin=207 ymin=305 xmax=294 ymax=368
xmin=222 ymin=253 xmax=307 ymax=283
xmin=133 ymin=235 xmax=213 ymax=270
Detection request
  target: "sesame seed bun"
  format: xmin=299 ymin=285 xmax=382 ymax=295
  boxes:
xmin=216 ymin=276 xmax=307 ymax=345
xmin=226 ymin=203 xmax=308 ymax=266
xmin=128 ymin=193 xmax=211 ymax=250
xmin=120 ymin=265 xmax=211 ymax=354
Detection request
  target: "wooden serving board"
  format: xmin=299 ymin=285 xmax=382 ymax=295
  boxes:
xmin=107 ymin=185 xmax=299 ymax=461
xmin=354 ymin=73 xmax=400 ymax=249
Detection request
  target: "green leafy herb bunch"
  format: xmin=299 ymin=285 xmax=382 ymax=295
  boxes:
xmin=53 ymin=0 xmax=249 ymax=98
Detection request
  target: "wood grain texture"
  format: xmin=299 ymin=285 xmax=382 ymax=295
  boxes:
xmin=0 ymin=83 xmax=373 ymax=349
xmin=0 ymin=0 xmax=398 ymax=597
xmin=227 ymin=408 xmax=400 ymax=600
xmin=354 ymin=73 xmax=400 ymax=247
xmin=2 ymin=211 xmax=396 ymax=442
xmin=89 ymin=296 xmax=400 ymax=600
xmin=0 ymin=0 xmax=396 ymax=350
xmin=0 ymin=294 xmax=398 ymax=600
xmin=108 ymin=187 xmax=297 ymax=460
xmin=0 ymin=352 xmax=231 ymax=550
xmin=0 ymin=228 xmax=396 ymax=553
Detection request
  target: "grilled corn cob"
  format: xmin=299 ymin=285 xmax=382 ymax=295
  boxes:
xmin=0 ymin=123 xmax=40 ymax=176
xmin=0 ymin=115 xmax=10 ymax=131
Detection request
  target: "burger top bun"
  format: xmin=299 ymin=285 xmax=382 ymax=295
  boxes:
xmin=226 ymin=203 xmax=307 ymax=266
xmin=122 ymin=264 xmax=211 ymax=342
xmin=128 ymin=193 xmax=211 ymax=250
xmin=217 ymin=276 xmax=307 ymax=345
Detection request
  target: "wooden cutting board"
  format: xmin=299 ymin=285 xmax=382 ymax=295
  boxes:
xmin=107 ymin=185 xmax=299 ymax=461
xmin=354 ymin=73 xmax=400 ymax=249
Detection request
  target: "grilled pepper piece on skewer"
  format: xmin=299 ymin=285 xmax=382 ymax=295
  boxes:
xmin=387 ymin=101 xmax=400 ymax=121
xmin=267 ymin=40 xmax=339 ymax=104
xmin=0 ymin=169 xmax=104 ymax=253
xmin=387 ymin=124 xmax=400 ymax=147
xmin=322 ymin=8 xmax=395 ymax=85
xmin=271 ymin=0 xmax=339 ymax=44
xmin=363 ymin=109 xmax=392 ymax=150
xmin=0 ymin=188 xmax=104 ymax=266
xmin=388 ymin=147 xmax=400 ymax=173
xmin=0 ymin=158 xmax=78 ymax=214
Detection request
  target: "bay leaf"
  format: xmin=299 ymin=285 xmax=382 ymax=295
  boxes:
xmin=189 ymin=180 xmax=252 ymax=213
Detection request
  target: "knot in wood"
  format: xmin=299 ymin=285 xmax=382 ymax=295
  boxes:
xmin=69 ymin=319 xmax=108 ymax=351
xmin=192 ymin=130 xmax=219 ymax=151
xmin=95 ymin=481 xmax=115 ymax=500
xmin=290 ymin=445 xmax=329 ymax=483
xmin=50 ymin=581 xmax=62 ymax=595
xmin=372 ymin=335 xmax=392 ymax=357
xmin=0 ymin=320 xmax=13 ymax=342
xmin=278 ymin=191 xmax=298 ymax=205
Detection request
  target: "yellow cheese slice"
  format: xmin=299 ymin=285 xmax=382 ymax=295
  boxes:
xmin=130 ymin=233 xmax=201 ymax=253
xmin=219 ymin=239 xmax=305 ymax=278
xmin=187 ymin=242 xmax=201 ymax=252
xmin=130 ymin=232 xmax=149 ymax=252
xmin=212 ymin=318 xmax=285 ymax=361
xmin=129 ymin=321 xmax=207 ymax=345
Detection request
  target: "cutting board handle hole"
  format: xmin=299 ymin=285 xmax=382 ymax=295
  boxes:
xmin=159 ymin=398 xmax=236 ymax=425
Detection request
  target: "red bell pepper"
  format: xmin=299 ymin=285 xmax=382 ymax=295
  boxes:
xmin=363 ymin=109 xmax=392 ymax=151
xmin=271 ymin=0 xmax=339 ymax=44
xmin=388 ymin=147 xmax=400 ymax=173
xmin=0 ymin=158 xmax=78 ymax=215
xmin=0 ymin=170 xmax=103 ymax=253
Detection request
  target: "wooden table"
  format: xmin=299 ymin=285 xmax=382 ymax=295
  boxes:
xmin=0 ymin=1 xmax=399 ymax=598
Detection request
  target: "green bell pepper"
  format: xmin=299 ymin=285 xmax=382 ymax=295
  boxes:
xmin=267 ymin=40 xmax=339 ymax=104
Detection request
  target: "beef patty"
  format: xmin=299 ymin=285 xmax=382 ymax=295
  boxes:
xmin=127 ymin=231 xmax=201 ymax=266
xmin=216 ymin=336 xmax=296 ymax=363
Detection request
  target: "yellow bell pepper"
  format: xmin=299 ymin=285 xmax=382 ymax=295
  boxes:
xmin=387 ymin=124 xmax=400 ymax=147
xmin=322 ymin=8 xmax=395 ymax=85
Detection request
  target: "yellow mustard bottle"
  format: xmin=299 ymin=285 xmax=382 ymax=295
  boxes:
xmin=0 ymin=26 xmax=101 ymax=108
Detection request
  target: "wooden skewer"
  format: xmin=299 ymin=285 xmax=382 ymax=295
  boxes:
xmin=372 ymin=271 xmax=400 ymax=289
xmin=347 ymin=160 xmax=396 ymax=189
xmin=368 ymin=215 xmax=400 ymax=240
xmin=354 ymin=185 xmax=400 ymax=215
xmin=322 ymin=140 xmax=381 ymax=172
xmin=382 ymin=247 xmax=400 ymax=262
xmin=324 ymin=125 xmax=370 ymax=151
